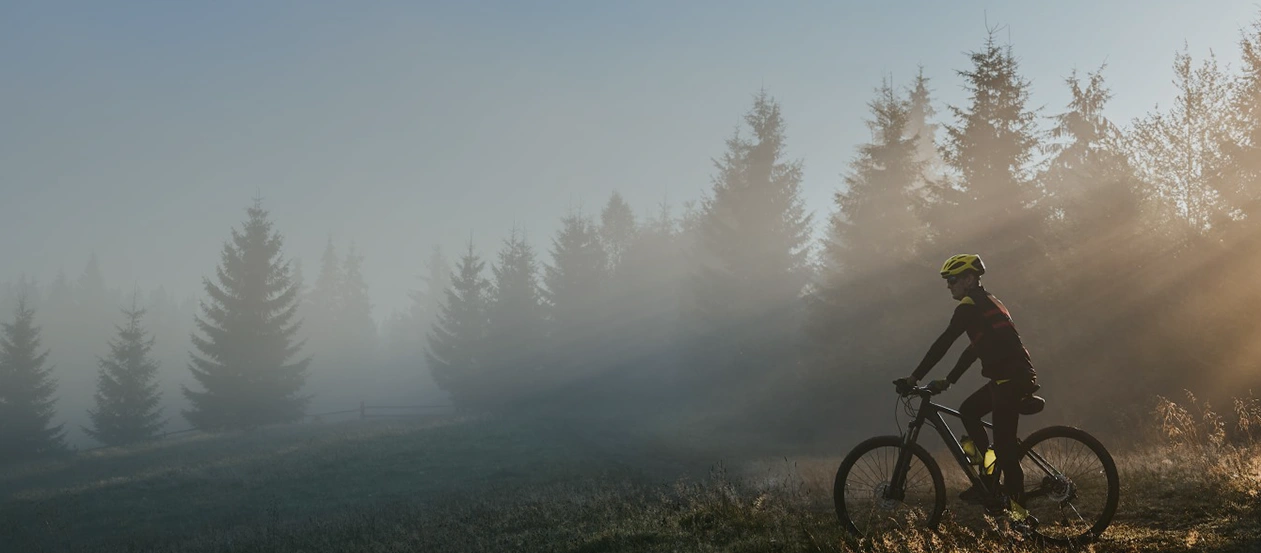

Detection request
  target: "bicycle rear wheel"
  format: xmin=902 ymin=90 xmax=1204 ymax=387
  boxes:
xmin=1017 ymin=426 xmax=1119 ymax=545
xmin=834 ymin=435 xmax=946 ymax=537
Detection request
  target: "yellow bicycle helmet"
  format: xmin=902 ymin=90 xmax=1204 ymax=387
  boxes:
xmin=940 ymin=254 xmax=986 ymax=278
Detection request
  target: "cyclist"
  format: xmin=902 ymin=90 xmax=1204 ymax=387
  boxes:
xmin=894 ymin=254 xmax=1039 ymax=522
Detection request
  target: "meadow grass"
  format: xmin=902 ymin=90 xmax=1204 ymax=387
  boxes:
xmin=1 ymin=403 xmax=1258 ymax=553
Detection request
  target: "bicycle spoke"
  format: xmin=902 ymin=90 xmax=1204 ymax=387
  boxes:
xmin=1016 ymin=431 xmax=1116 ymax=544
xmin=839 ymin=443 xmax=941 ymax=536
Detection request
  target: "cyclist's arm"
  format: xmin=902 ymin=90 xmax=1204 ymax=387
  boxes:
xmin=946 ymin=345 xmax=978 ymax=384
xmin=910 ymin=303 xmax=974 ymax=381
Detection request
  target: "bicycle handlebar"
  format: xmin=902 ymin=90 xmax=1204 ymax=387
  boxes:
xmin=893 ymin=380 xmax=942 ymax=398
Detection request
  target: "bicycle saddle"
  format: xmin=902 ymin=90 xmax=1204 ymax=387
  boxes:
xmin=1019 ymin=395 xmax=1045 ymax=415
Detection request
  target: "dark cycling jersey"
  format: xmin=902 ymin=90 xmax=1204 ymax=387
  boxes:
xmin=911 ymin=286 xmax=1035 ymax=383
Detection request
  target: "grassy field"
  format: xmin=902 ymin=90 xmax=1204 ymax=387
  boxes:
xmin=1 ymin=413 xmax=1258 ymax=552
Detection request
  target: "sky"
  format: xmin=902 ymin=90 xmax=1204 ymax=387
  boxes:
xmin=1 ymin=0 xmax=1257 ymax=322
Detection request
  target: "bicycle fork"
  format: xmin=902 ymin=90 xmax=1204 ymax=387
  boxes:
xmin=887 ymin=416 xmax=928 ymax=501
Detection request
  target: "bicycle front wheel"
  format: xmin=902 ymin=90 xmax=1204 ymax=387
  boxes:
xmin=1018 ymin=425 xmax=1120 ymax=545
xmin=834 ymin=435 xmax=946 ymax=537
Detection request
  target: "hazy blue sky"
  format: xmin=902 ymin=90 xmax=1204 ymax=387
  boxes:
xmin=2 ymin=1 xmax=1255 ymax=320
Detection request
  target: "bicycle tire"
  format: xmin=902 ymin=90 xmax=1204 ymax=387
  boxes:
xmin=1017 ymin=425 xmax=1120 ymax=545
xmin=834 ymin=435 xmax=946 ymax=537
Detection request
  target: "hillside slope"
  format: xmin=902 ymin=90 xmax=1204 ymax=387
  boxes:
xmin=0 ymin=415 xmax=1257 ymax=552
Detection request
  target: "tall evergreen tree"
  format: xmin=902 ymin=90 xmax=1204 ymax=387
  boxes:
xmin=690 ymin=91 xmax=812 ymax=389
xmin=485 ymin=229 xmax=547 ymax=406
xmin=543 ymin=212 xmax=609 ymax=391
xmin=600 ymin=191 xmax=636 ymax=275
xmin=0 ymin=297 xmax=65 ymax=460
xmin=906 ymin=67 xmax=945 ymax=184
xmin=303 ymin=238 xmax=343 ymax=355
xmin=616 ymin=201 xmax=687 ymax=391
xmin=824 ymin=79 xmax=926 ymax=279
xmin=426 ymin=241 xmax=491 ymax=408
xmin=85 ymin=297 xmax=164 ymax=446
xmin=183 ymin=200 xmax=310 ymax=431
xmin=339 ymin=242 xmax=377 ymax=356
xmin=402 ymin=246 xmax=452 ymax=361
xmin=928 ymin=31 xmax=1044 ymax=267
xmin=809 ymin=79 xmax=927 ymax=369
xmin=1041 ymin=66 xmax=1147 ymax=248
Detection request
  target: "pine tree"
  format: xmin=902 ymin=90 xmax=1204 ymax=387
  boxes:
xmin=303 ymin=238 xmax=343 ymax=357
xmin=825 ymin=79 xmax=926 ymax=279
xmin=339 ymin=242 xmax=377 ymax=357
xmin=906 ymin=67 xmax=945 ymax=184
xmin=183 ymin=200 xmax=310 ymax=431
xmin=0 ymin=296 xmax=65 ymax=460
xmin=690 ymin=91 xmax=812 ymax=387
xmin=485 ymin=229 xmax=547 ymax=406
xmin=85 ymin=297 xmax=164 ymax=446
xmin=599 ymin=191 xmax=636 ymax=274
xmin=929 ymin=31 xmax=1044 ymax=266
xmin=402 ymin=246 xmax=452 ymax=361
xmin=542 ymin=213 xmax=609 ymax=391
xmin=809 ymin=79 xmax=927 ymax=368
xmin=426 ymin=241 xmax=491 ymax=408
xmin=616 ymin=201 xmax=687 ymax=390
xmin=1041 ymin=66 xmax=1146 ymax=248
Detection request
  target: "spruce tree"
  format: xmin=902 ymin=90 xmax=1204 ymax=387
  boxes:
xmin=339 ymin=242 xmax=377 ymax=357
xmin=542 ymin=213 xmax=609 ymax=392
xmin=1041 ymin=66 xmax=1146 ymax=248
xmin=616 ymin=201 xmax=687 ymax=392
xmin=0 ymin=297 xmax=65 ymax=460
xmin=426 ymin=241 xmax=491 ymax=408
xmin=303 ymin=238 xmax=343 ymax=359
xmin=599 ymin=191 xmax=636 ymax=274
xmin=809 ymin=79 xmax=927 ymax=369
xmin=690 ymin=91 xmax=812 ymax=388
xmin=485 ymin=229 xmax=547 ymax=407
xmin=825 ymin=79 xmax=925 ymax=278
xmin=929 ymin=31 xmax=1043 ymax=266
xmin=394 ymin=246 xmax=451 ymax=363
xmin=183 ymin=200 xmax=310 ymax=431
xmin=85 ymin=298 xmax=164 ymax=446
xmin=906 ymin=67 xmax=945 ymax=184
xmin=412 ymin=246 xmax=452 ymax=335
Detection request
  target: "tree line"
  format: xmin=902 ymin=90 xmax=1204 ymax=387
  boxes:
xmin=7 ymin=17 xmax=1261 ymax=460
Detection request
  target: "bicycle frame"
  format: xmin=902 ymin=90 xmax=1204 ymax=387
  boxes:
xmin=887 ymin=389 xmax=1063 ymax=504
xmin=888 ymin=391 xmax=999 ymax=500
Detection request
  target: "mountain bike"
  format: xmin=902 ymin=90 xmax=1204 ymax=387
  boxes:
xmin=833 ymin=381 xmax=1120 ymax=545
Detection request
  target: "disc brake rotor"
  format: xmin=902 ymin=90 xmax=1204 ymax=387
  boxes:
xmin=872 ymin=481 xmax=899 ymax=510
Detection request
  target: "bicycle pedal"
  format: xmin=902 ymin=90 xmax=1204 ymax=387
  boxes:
xmin=1011 ymin=514 xmax=1040 ymax=536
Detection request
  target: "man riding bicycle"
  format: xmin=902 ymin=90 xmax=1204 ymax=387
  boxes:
xmin=894 ymin=254 xmax=1039 ymax=521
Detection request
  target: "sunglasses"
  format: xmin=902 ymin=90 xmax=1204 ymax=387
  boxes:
xmin=946 ymin=275 xmax=963 ymax=285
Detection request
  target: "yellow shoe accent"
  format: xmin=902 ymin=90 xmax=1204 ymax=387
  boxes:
xmin=1008 ymin=499 xmax=1029 ymax=522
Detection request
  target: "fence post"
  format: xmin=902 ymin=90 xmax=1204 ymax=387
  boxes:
xmin=360 ymin=400 xmax=365 ymax=420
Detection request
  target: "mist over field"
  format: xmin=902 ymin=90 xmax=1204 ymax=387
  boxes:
xmin=3 ymin=2 xmax=1261 ymax=551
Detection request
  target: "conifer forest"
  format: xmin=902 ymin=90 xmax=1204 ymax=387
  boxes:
xmin=2 ymin=4 xmax=1261 ymax=552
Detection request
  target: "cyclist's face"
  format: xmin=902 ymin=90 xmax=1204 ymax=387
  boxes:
xmin=946 ymin=274 xmax=971 ymax=300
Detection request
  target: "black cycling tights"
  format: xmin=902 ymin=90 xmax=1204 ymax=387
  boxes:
xmin=959 ymin=379 xmax=1034 ymax=503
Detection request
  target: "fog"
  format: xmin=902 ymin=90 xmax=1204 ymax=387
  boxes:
xmin=3 ymin=2 xmax=1260 ymax=454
